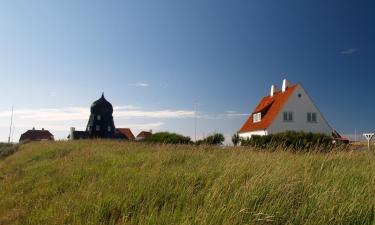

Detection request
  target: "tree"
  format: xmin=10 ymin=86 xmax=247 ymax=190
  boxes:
xmin=232 ymin=133 xmax=240 ymax=146
xmin=196 ymin=133 xmax=225 ymax=145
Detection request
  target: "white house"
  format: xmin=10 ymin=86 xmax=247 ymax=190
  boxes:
xmin=238 ymin=79 xmax=335 ymax=139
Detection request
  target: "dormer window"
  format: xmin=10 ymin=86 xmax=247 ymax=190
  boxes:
xmin=253 ymin=112 xmax=261 ymax=123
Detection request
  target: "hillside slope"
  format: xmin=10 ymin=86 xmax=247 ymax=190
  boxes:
xmin=0 ymin=141 xmax=374 ymax=225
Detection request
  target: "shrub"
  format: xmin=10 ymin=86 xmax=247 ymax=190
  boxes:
xmin=232 ymin=133 xmax=240 ymax=146
xmin=196 ymin=133 xmax=225 ymax=145
xmin=241 ymin=131 xmax=341 ymax=152
xmin=0 ymin=143 xmax=18 ymax=159
xmin=141 ymin=132 xmax=192 ymax=144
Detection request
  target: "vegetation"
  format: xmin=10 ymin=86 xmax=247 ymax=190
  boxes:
xmin=0 ymin=140 xmax=374 ymax=225
xmin=231 ymin=133 xmax=240 ymax=146
xmin=0 ymin=143 xmax=18 ymax=159
xmin=196 ymin=133 xmax=225 ymax=145
xmin=141 ymin=132 xmax=192 ymax=144
xmin=241 ymin=131 xmax=343 ymax=152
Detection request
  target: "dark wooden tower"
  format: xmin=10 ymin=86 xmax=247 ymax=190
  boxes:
xmin=86 ymin=93 xmax=116 ymax=138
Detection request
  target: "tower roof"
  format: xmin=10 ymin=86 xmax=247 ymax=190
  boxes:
xmin=90 ymin=93 xmax=113 ymax=114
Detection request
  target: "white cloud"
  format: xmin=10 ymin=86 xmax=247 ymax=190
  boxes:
xmin=117 ymin=122 xmax=165 ymax=130
xmin=0 ymin=106 xmax=195 ymax=122
xmin=130 ymin=82 xmax=149 ymax=87
xmin=115 ymin=110 xmax=195 ymax=119
xmin=340 ymin=48 xmax=359 ymax=55
xmin=49 ymin=91 xmax=57 ymax=97
xmin=113 ymin=105 xmax=141 ymax=110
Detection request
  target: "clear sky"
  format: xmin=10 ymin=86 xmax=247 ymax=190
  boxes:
xmin=0 ymin=0 xmax=374 ymax=143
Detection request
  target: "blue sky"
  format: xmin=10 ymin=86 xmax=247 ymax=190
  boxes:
xmin=0 ymin=0 xmax=374 ymax=142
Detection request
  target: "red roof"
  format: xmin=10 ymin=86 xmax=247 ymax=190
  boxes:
xmin=116 ymin=128 xmax=135 ymax=140
xmin=239 ymin=84 xmax=298 ymax=133
xmin=137 ymin=131 xmax=152 ymax=138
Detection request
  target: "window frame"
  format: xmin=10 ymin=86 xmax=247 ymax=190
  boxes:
xmin=253 ymin=112 xmax=262 ymax=123
xmin=283 ymin=111 xmax=293 ymax=122
xmin=307 ymin=112 xmax=317 ymax=123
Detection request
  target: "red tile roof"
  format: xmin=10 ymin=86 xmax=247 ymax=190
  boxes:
xmin=239 ymin=84 xmax=298 ymax=133
xmin=116 ymin=128 xmax=135 ymax=140
xmin=137 ymin=131 xmax=152 ymax=138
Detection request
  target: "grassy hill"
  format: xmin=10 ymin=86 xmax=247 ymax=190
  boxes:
xmin=0 ymin=141 xmax=374 ymax=225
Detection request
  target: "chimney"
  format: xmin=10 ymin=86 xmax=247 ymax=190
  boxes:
xmin=270 ymin=84 xmax=276 ymax=97
xmin=42 ymin=128 xmax=44 ymax=131
xmin=282 ymin=79 xmax=289 ymax=92
xmin=70 ymin=127 xmax=76 ymax=140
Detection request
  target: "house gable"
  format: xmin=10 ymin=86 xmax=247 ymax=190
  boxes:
xmin=267 ymin=84 xmax=332 ymax=135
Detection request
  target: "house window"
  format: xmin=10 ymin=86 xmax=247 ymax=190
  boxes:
xmin=107 ymin=126 xmax=111 ymax=132
xmin=96 ymin=125 xmax=100 ymax=131
xmin=307 ymin=112 xmax=317 ymax=123
xmin=253 ymin=112 xmax=261 ymax=123
xmin=97 ymin=115 xmax=101 ymax=121
xmin=283 ymin=112 xmax=293 ymax=122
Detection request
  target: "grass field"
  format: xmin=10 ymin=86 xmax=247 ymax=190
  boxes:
xmin=0 ymin=141 xmax=374 ymax=225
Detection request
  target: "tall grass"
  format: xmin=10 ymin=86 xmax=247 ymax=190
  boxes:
xmin=0 ymin=143 xmax=18 ymax=159
xmin=0 ymin=140 xmax=374 ymax=225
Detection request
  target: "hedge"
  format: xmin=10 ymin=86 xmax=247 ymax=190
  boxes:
xmin=141 ymin=132 xmax=192 ymax=144
xmin=240 ymin=131 xmax=344 ymax=151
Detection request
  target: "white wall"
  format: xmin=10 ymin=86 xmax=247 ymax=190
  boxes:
xmin=268 ymin=85 xmax=332 ymax=135
xmin=239 ymin=130 xmax=267 ymax=139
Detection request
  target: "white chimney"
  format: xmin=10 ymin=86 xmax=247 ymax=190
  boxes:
xmin=70 ymin=127 xmax=76 ymax=140
xmin=282 ymin=79 xmax=289 ymax=92
xmin=270 ymin=84 xmax=276 ymax=97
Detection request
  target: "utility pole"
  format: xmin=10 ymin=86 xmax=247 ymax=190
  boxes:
xmin=11 ymin=125 xmax=15 ymax=143
xmin=194 ymin=103 xmax=197 ymax=142
xmin=8 ymin=106 xmax=14 ymax=144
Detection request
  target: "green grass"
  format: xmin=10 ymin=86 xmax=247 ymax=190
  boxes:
xmin=0 ymin=143 xmax=18 ymax=159
xmin=0 ymin=140 xmax=374 ymax=225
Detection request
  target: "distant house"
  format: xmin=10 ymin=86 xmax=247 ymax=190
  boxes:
xmin=68 ymin=128 xmax=89 ymax=140
xmin=116 ymin=128 xmax=135 ymax=141
xmin=136 ymin=131 xmax=152 ymax=140
xmin=19 ymin=128 xmax=54 ymax=142
xmin=239 ymin=79 xmax=336 ymax=139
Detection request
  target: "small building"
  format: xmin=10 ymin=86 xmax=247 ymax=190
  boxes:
xmin=136 ymin=131 xmax=152 ymax=141
xmin=116 ymin=128 xmax=135 ymax=141
xmin=68 ymin=128 xmax=89 ymax=140
xmin=19 ymin=128 xmax=54 ymax=142
xmin=238 ymin=79 xmax=334 ymax=139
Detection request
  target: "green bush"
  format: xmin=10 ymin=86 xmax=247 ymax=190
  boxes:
xmin=0 ymin=143 xmax=18 ymax=159
xmin=241 ymin=131 xmax=342 ymax=151
xmin=196 ymin=133 xmax=225 ymax=145
xmin=232 ymin=133 xmax=240 ymax=146
xmin=141 ymin=132 xmax=192 ymax=144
